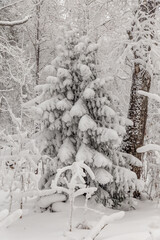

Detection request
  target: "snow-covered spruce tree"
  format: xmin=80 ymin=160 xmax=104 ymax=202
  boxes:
xmin=32 ymin=27 xmax=141 ymax=207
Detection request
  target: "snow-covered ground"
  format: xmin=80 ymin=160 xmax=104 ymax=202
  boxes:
xmin=0 ymin=192 xmax=160 ymax=240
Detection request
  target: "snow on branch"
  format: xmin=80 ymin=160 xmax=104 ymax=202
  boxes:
xmin=0 ymin=16 xmax=31 ymax=26
xmin=137 ymin=144 xmax=160 ymax=153
xmin=138 ymin=90 xmax=160 ymax=103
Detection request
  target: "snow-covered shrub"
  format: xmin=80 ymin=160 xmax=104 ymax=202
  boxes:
xmin=31 ymin=27 xmax=141 ymax=207
xmin=0 ymin=98 xmax=40 ymax=212
xmin=51 ymin=161 xmax=96 ymax=231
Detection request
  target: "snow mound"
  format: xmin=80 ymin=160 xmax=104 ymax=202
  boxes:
xmin=101 ymin=106 xmax=115 ymax=117
xmin=37 ymin=194 xmax=67 ymax=208
xmin=93 ymin=152 xmax=112 ymax=168
xmin=0 ymin=210 xmax=9 ymax=222
xmin=70 ymin=99 xmax=87 ymax=117
xmin=95 ymin=168 xmax=113 ymax=185
xmin=76 ymin=144 xmax=93 ymax=163
xmin=121 ymin=152 xmax=142 ymax=167
xmin=97 ymin=128 xmax=119 ymax=142
xmin=56 ymin=98 xmax=72 ymax=111
xmin=43 ymin=65 xmax=56 ymax=76
xmin=87 ymin=43 xmax=98 ymax=53
xmin=58 ymin=139 xmax=75 ymax=164
xmin=46 ymin=76 xmax=59 ymax=84
xmin=79 ymin=115 xmax=97 ymax=131
xmin=79 ymin=64 xmax=92 ymax=80
xmin=74 ymin=42 xmax=86 ymax=53
xmin=83 ymin=88 xmax=95 ymax=99
xmin=0 ymin=210 xmax=22 ymax=228
xmin=107 ymin=232 xmax=149 ymax=240
xmin=57 ymin=68 xmax=70 ymax=79
xmin=52 ymin=202 xmax=68 ymax=212
xmin=62 ymin=111 xmax=72 ymax=123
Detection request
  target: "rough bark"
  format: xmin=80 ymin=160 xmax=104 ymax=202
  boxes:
xmin=123 ymin=65 xmax=151 ymax=179
xmin=122 ymin=1 xmax=159 ymax=180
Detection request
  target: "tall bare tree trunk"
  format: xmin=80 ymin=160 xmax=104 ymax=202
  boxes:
xmin=35 ymin=0 xmax=41 ymax=85
xmin=122 ymin=1 xmax=159 ymax=182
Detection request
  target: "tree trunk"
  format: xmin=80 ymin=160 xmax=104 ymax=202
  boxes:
xmin=122 ymin=0 xmax=159 ymax=181
xmin=35 ymin=0 xmax=41 ymax=85
xmin=123 ymin=65 xmax=151 ymax=179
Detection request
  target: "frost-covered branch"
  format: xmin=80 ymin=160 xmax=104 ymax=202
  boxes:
xmin=138 ymin=90 xmax=160 ymax=103
xmin=0 ymin=16 xmax=31 ymax=26
xmin=137 ymin=144 xmax=160 ymax=153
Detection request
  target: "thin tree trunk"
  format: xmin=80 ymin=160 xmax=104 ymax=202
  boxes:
xmin=35 ymin=1 xmax=41 ymax=85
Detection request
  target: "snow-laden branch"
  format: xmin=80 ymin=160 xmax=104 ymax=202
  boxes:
xmin=137 ymin=144 xmax=160 ymax=153
xmin=0 ymin=16 xmax=31 ymax=26
xmin=138 ymin=90 xmax=160 ymax=103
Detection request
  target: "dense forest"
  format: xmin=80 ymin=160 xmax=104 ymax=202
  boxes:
xmin=0 ymin=1 xmax=160 ymax=240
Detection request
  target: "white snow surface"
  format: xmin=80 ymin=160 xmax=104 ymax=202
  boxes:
xmin=0 ymin=192 xmax=160 ymax=240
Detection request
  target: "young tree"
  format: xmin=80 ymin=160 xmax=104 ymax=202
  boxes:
xmin=30 ymin=27 xmax=141 ymax=207
xmin=52 ymin=161 xmax=96 ymax=231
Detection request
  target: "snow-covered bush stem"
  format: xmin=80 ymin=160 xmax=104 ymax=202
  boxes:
xmin=51 ymin=162 xmax=96 ymax=232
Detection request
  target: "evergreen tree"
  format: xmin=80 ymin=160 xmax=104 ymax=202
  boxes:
xmin=32 ymin=27 xmax=141 ymax=207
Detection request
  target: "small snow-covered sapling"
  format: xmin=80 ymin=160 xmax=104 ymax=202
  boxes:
xmin=51 ymin=161 xmax=97 ymax=232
